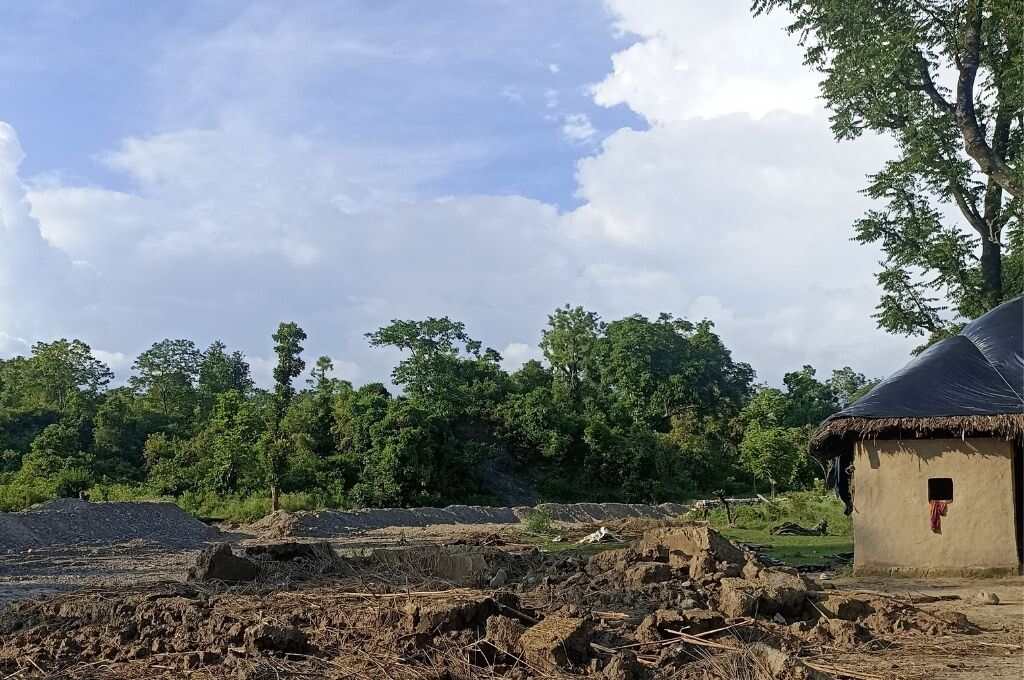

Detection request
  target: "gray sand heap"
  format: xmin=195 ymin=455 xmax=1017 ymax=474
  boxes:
xmin=251 ymin=501 xmax=688 ymax=538
xmin=0 ymin=499 xmax=220 ymax=552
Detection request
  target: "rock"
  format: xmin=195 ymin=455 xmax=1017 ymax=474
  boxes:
xmin=519 ymin=616 xmax=590 ymax=671
xmin=679 ymin=597 xmax=698 ymax=610
xmin=624 ymin=562 xmax=673 ymax=588
xmin=789 ymin=621 xmax=808 ymax=634
xmin=601 ymin=651 xmax=641 ymax=680
xmin=972 ymin=591 xmax=1000 ymax=605
xmin=489 ymin=568 xmax=509 ymax=588
xmin=741 ymin=560 xmax=761 ymax=580
xmin=773 ymin=613 xmax=787 ymax=624
xmin=586 ymin=548 xmax=636 ymax=575
xmin=245 ymin=623 xmax=308 ymax=654
xmin=485 ymin=614 xmax=526 ymax=655
xmin=689 ymin=551 xmax=716 ymax=580
xmin=187 ymin=543 xmax=259 ymax=583
xmin=637 ymin=525 xmax=746 ymax=564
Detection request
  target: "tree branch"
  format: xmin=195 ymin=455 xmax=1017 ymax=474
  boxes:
xmin=914 ymin=49 xmax=954 ymax=114
xmin=955 ymin=0 xmax=1023 ymax=197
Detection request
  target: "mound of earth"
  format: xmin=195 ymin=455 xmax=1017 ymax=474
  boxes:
xmin=249 ymin=501 xmax=688 ymax=538
xmin=0 ymin=500 xmax=220 ymax=552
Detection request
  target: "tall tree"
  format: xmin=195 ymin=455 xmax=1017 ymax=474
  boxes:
xmin=129 ymin=339 xmax=203 ymax=423
xmin=26 ymin=339 xmax=113 ymax=413
xmin=754 ymin=0 xmax=1023 ymax=345
xmin=264 ymin=322 xmax=307 ymax=509
xmin=540 ymin=305 xmax=603 ymax=404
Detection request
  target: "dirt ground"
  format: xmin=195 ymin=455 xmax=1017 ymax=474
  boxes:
xmin=0 ymin=520 xmax=1021 ymax=679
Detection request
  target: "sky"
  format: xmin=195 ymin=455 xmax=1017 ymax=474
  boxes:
xmin=0 ymin=0 xmax=918 ymax=388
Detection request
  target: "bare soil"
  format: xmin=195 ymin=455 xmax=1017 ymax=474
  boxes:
xmin=0 ymin=514 xmax=1020 ymax=679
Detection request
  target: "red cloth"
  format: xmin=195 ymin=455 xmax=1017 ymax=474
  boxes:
xmin=930 ymin=500 xmax=949 ymax=533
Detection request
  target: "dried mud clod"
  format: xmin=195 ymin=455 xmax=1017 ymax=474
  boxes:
xmin=0 ymin=523 xmax=987 ymax=679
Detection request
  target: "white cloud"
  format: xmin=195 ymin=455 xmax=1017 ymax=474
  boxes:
xmin=0 ymin=3 xmax=918 ymax=389
xmin=548 ymin=63 xmax=560 ymax=74
xmin=500 ymin=342 xmax=541 ymax=372
xmin=593 ymin=0 xmax=819 ymax=122
xmin=561 ymin=113 xmax=597 ymax=142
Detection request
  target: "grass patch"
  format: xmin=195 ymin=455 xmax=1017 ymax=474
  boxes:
xmin=702 ymin=491 xmax=853 ymax=567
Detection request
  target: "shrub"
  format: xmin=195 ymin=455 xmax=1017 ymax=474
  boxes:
xmin=522 ymin=507 xmax=554 ymax=535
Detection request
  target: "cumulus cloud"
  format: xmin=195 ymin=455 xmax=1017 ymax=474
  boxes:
xmin=1 ymin=2 xmax=918 ymax=388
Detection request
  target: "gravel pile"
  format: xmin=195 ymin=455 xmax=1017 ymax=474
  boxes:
xmin=251 ymin=501 xmax=688 ymax=538
xmin=0 ymin=499 xmax=221 ymax=552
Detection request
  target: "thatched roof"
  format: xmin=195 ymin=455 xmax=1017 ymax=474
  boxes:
xmin=812 ymin=296 xmax=1024 ymax=459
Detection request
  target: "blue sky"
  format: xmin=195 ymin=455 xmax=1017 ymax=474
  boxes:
xmin=0 ymin=1 xmax=917 ymax=387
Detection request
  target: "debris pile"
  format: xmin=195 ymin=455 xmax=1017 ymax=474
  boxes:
xmin=0 ymin=524 xmax=978 ymax=678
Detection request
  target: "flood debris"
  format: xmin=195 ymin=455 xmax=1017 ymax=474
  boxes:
xmin=0 ymin=523 xmax=989 ymax=679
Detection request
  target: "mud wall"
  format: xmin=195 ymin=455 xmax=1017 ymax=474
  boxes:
xmin=852 ymin=437 xmax=1020 ymax=576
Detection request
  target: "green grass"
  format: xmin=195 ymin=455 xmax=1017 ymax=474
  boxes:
xmin=718 ymin=527 xmax=852 ymax=566
xmin=702 ymin=490 xmax=853 ymax=567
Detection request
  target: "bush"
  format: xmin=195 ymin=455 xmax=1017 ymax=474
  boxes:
xmin=522 ymin=507 xmax=554 ymax=535
xmin=0 ymin=478 xmax=54 ymax=512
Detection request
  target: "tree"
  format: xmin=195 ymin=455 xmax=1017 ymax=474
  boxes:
xmin=826 ymin=367 xmax=877 ymax=407
xmin=26 ymin=339 xmax=113 ymax=413
xmin=198 ymin=341 xmax=253 ymax=403
xmin=540 ymin=305 xmax=603 ymax=404
xmin=264 ymin=322 xmax=308 ymax=510
xmin=129 ymin=339 xmax=203 ymax=424
xmin=754 ymin=0 xmax=1023 ymax=344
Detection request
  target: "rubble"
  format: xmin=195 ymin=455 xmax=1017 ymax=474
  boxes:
xmin=0 ymin=521 xmax=987 ymax=679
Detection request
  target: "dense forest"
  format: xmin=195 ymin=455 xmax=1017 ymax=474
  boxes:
xmin=0 ymin=307 xmax=876 ymax=517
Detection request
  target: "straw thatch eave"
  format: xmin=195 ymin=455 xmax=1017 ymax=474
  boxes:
xmin=810 ymin=413 xmax=1024 ymax=459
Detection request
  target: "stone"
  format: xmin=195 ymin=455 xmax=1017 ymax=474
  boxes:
xmin=489 ymin=568 xmax=509 ymax=588
xmin=741 ymin=560 xmax=762 ymax=580
xmin=623 ymin=562 xmax=673 ymax=588
xmin=187 ymin=543 xmax=259 ymax=583
xmin=519 ymin=616 xmax=590 ymax=671
xmin=773 ymin=613 xmax=787 ymax=624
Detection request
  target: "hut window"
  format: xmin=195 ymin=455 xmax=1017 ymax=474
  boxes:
xmin=928 ymin=478 xmax=953 ymax=502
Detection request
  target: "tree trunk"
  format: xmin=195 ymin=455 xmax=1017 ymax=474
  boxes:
xmin=271 ymin=484 xmax=281 ymax=512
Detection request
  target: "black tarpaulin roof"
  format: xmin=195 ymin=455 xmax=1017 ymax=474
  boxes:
xmin=811 ymin=295 xmax=1024 ymax=457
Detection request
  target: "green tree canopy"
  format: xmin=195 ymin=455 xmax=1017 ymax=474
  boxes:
xmin=755 ymin=0 xmax=1023 ymax=347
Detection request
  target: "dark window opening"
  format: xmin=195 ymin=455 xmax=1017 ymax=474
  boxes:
xmin=928 ymin=478 xmax=953 ymax=502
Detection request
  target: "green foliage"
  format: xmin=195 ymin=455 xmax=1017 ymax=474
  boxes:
xmin=0 ymin=308 xmax=862 ymax=517
xmin=754 ymin=0 xmax=1023 ymax=345
xmin=522 ymin=507 xmax=555 ymax=535
xmin=704 ymin=490 xmax=852 ymax=537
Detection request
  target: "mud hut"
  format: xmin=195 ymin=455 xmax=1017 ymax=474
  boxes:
xmin=812 ymin=295 xmax=1024 ymax=576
